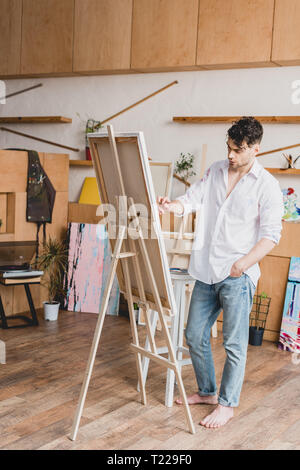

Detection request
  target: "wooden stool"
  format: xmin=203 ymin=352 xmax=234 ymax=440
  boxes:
xmin=0 ymin=277 xmax=40 ymax=329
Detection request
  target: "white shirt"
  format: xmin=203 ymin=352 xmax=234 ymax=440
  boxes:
xmin=176 ymin=158 xmax=284 ymax=287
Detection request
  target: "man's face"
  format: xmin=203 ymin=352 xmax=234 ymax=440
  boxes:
xmin=226 ymin=138 xmax=259 ymax=170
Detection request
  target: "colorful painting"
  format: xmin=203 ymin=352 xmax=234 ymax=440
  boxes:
xmin=282 ymin=188 xmax=300 ymax=222
xmin=64 ymin=223 xmax=119 ymax=315
xmin=289 ymin=257 xmax=300 ymax=283
xmin=278 ymin=257 xmax=300 ymax=353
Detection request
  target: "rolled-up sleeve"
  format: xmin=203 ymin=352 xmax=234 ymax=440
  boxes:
xmin=258 ymin=180 xmax=284 ymax=245
xmin=175 ymin=165 xmax=212 ymax=217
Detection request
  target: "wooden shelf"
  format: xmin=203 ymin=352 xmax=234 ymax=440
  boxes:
xmin=69 ymin=160 xmax=93 ymax=167
xmin=0 ymin=116 xmax=72 ymax=124
xmin=265 ymin=168 xmax=300 ymax=175
xmin=173 ymin=116 xmax=300 ymax=124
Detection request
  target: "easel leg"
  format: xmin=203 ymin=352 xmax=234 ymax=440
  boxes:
xmin=165 ymin=281 xmax=181 ymax=407
xmin=122 ymin=257 xmax=147 ymax=406
xmin=69 ymin=227 xmax=125 ymax=441
xmin=138 ymin=309 xmax=158 ymax=392
xmin=211 ymin=321 xmax=218 ymax=338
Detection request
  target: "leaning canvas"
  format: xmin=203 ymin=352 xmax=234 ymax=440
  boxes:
xmin=278 ymin=257 xmax=300 ymax=353
xmin=64 ymin=222 xmax=119 ymax=315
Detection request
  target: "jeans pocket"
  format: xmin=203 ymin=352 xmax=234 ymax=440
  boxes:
xmin=244 ymin=273 xmax=256 ymax=294
xmin=228 ymin=273 xmax=245 ymax=280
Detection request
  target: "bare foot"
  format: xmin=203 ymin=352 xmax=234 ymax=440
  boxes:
xmin=175 ymin=393 xmax=218 ymax=406
xmin=199 ymin=404 xmax=234 ymax=428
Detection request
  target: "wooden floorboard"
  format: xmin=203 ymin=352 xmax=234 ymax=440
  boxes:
xmin=0 ymin=310 xmax=299 ymax=450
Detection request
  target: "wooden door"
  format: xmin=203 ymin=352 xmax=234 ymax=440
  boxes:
xmin=272 ymin=0 xmax=300 ymax=65
xmin=131 ymin=0 xmax=199 ymax=70
xmin=21 ymin=0 xmax=74 ymax=75
xmin=73 ymin=0 xmax=132 ymax=72
xmin=0 ymin=0 xmax=22 ymax=76
xmin=196 ymin=0 xmax=275 ymax=69
xmin=258 ymin=256 xmax=291 ymax=341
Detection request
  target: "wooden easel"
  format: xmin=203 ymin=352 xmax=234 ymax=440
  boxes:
xmin=70 ymin=127 xmax=195 ymax=441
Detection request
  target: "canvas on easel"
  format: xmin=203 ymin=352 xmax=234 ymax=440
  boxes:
xmin=149 ymin=161 xmax=173 ymax=199
xmin=69 ymin=126 xmax=195 ymax=440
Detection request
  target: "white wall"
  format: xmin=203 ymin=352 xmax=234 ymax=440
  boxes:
xmin=1 ymin=66 xmax=300 ymax=203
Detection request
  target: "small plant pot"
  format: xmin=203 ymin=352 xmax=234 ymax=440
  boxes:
xmin=249 ymin=326 xmax=264 ymax=346
xmin=43 ymin=301 xmax=60 ymax=321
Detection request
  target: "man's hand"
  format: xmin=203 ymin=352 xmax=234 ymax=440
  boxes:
xmin=229 ymin=258 xmax=246 ymax=278
xmin=157 ymin=196 xmax=184 ymax=216
xmin=157 ymin=196 xmax=171 ymax=215
xmin=229 ymin=238 xmax=276 ymax=278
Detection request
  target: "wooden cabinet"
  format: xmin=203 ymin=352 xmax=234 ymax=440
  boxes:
xmin=131 ymin=0 xmax=199 ymax=70
xmin=21 ymin=0 xmax=74 ymax=75
xmin=0 ymin=0 xmax=22 ymax=76
xmin=257 ymin=255 xmax=291 ymax=341
xmin=272 ymin=0 xmax=300 ymax=65
xmin=3 ymin=0 xmax=300 ymax=78
xmin=196 ymin=0 xmax=275 ymax=69
xmin=73 ymin=0 xmax=132 ymax=72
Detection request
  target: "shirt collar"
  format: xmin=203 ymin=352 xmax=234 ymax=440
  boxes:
xmin=222 ymin=158 xmax=261 ymax=179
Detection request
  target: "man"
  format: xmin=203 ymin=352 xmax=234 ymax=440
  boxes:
xmin=157 ymin=117 xmax=284 ymax=429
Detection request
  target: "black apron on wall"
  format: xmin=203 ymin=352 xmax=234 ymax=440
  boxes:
xmin=26 ymin=150 xmax=56 ymax=261
xmin=7 ymin=149 xmax=56 ymax=262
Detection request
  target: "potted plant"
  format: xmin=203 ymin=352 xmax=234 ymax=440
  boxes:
xmin=37 ymin=237 xmax=68 ymax=321
xmin=174 ymin=152 xmax=196 ymax=184
xmin=249 ymin=291 xmax=271 ymax=346
xmin=85 ymin=119 xmax=102 ymax=160
xmin=75 ymin=113 xmax=103 ymax=160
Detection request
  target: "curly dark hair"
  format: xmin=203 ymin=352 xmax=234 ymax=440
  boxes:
xmin=227 ymin=116 xmax=263 ymax=147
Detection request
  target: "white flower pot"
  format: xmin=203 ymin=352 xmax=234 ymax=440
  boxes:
xmin=43 ymin=301 xmax=60 ymax=321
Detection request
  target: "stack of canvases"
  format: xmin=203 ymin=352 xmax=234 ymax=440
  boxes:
xmin=63 ymin=223 xmax=119 ymax=316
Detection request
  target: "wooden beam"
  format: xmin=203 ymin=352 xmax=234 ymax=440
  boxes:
xmin=0 ymin=127 xmax=79 ymax=152
xmin=0 ymin=83 xmax=43 ymax=101
xmin=173 ymin=173 xmax=191 ymax=187
xmin=98 ymin=80 xmax=178 ymax=126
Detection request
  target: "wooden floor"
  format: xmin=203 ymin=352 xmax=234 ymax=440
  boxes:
xmin=0 ymin=310 xmax=299 ymax=450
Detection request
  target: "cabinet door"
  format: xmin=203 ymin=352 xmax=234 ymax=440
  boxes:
xmin=131 ymin=0 xmax=199 ymax=70
xmin=73 ymin=0 xmax=132 ymax=72
xmin=258 ymin=256 xmax=290 ymax=341
xmin=272 ymin=0 xmax=300 ymax=65
xmin=197 ymin=0 xmax=275 ymax=69
xmin=0 ymin=0 xmax=22 ymax=76
xmin=21 ymin=0 xmax=74 ymax=75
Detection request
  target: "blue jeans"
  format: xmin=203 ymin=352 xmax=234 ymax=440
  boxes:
xmin=185 ymin=273 xmax=256 ymax=407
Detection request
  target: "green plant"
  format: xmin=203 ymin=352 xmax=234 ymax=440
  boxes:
xmin=251 ymin=291 xmax=270 ymax=330
xmin=37 ymin=237 xmax=68 ymax=304
xmin=174 ymin=152 xmax=196 ymax=182
xmin=86 ymin=119 xmax=102 ymax=134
